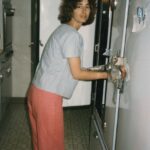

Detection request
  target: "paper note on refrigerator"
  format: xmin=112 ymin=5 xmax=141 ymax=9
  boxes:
xmin=132 ymin=15 xmax=146 ymax=32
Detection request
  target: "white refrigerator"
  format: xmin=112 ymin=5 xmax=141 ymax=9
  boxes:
xmin=101 ymin=0 xmax=150 ymax=149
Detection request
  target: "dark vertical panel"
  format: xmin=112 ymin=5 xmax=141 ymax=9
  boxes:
xmin=31 ymin=0 xmax=39 ymax=78
xmin=92 ymin=1 xmax=109 ymax=123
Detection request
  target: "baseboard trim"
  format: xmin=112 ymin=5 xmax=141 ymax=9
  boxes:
xmin=10 ymin=97 xmax=27 ymax=103
xmin=10 ymin=98 xmax=92 ymax=109
xmin=63 ymin=105 xmax=92 ymax=110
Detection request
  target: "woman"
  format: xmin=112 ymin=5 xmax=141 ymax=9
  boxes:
xmin=27 ymin=0 xmax=110 ymax=149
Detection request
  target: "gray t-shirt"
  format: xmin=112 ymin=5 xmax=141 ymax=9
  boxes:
xmin=32 ymin=24 xmax=84 ymax=98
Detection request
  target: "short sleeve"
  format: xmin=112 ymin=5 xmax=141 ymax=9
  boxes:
xmin=62 ymin=32 xmax=83 ymax=58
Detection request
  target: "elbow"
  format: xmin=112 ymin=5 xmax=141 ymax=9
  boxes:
xmin=70 ymin=68 xmax=83 ymax=80
xmin=71 ymin=71 xmax=81 ymax=80
xmin=72 ymin=74 xmax=80 ymax=80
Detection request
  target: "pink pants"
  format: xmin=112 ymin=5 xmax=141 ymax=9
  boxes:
xmin=27 ymin=85 xmax=64 ymax=150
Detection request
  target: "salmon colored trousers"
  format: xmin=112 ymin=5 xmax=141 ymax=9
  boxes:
xmin=27 ymin=85 xmax=64 ymax=150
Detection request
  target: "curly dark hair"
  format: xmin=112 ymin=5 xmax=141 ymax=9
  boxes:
xmin=58 ymin=0 xmax=97 ymax=26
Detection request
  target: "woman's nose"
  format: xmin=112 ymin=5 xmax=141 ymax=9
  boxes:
xmin=81 ymin=6 xmax=87 ymax=13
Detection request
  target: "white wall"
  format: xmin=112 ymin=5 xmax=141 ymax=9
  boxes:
xmin=11 ymin=0 xmax=31 ymax=97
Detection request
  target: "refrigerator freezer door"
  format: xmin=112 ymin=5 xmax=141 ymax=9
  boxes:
xmin=115 ymin=0 xmax=150 ymax=149
xmin=103 ymin=0 xmax=130 ymax=149
xmin=104 ymin=0 xmax=150 ymax=149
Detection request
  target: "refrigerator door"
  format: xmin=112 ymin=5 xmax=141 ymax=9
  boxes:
xmin=103 ymin=0 xmax=130 ymax=149
xmin=104 ymin=0 xmax=150 ymax=149
xmin=115 ymin=0 xmax=150 ymax=149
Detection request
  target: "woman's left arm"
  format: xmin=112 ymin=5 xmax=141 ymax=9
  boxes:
xmin=68 ymin=57 xmax=109 ymax=80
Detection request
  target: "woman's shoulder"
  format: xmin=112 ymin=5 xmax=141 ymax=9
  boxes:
xmin=57 ymin=24 xmax=78 ymax=35
xmin=53 ymin=24 xmax=82 ymax=41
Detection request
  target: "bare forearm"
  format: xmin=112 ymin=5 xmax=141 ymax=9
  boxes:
xmin=68 ymin=57 xmax=109 ymax=81
xmin=72 ymin=69 xmax=109 ymax=80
